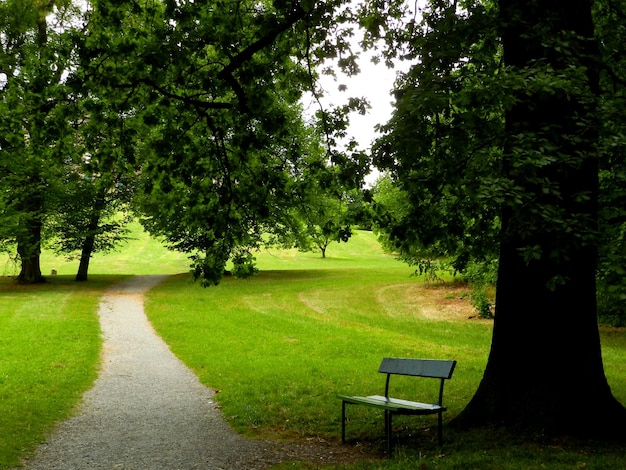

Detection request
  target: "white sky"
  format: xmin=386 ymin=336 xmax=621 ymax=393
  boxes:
xmin=303 ymin=47 xmax=409 ymax=185
xmin=304 ymin=43 xmax=403 ymax=146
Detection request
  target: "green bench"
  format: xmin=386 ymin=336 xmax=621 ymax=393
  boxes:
xmin=338 ymin=358 xmax=457 ymax=455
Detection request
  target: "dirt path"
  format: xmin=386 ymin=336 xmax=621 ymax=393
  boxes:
xmin=19 ymin=275 xmax=366 ymax=469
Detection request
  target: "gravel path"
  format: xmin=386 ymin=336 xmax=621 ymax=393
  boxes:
xmin=20 ymin=275 xmax=278 ymax=469
xmin=18 ymin=275 xmax=367 ymax=470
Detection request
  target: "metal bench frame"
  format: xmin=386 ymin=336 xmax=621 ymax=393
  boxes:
xmin=339 ymin=358 xmax=457 ymax=455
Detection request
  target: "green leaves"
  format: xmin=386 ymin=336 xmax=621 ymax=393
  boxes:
xmin=0 ymin=0 xmax=88 ymax=281
xmin=368 ymin=0 xmax=625 ymax=295
xmin=78 ymin=0 xmax=378 ymax=283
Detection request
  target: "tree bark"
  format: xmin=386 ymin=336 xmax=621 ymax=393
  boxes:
xmin=75 ymin=218 xmax=98 ymax=282
xmin=17 ymin=212 xmax=44 ymax=284
xmin=14 ymin=1 xmax=53 ymax=285
xmin=75 ymin=192 xmax=106 ymax=282
xmin=454 ymin=0 xmax=626 ymax=437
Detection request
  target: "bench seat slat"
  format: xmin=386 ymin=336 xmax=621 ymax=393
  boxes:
xmin=339 ymin=395 xmax=443 ymax=413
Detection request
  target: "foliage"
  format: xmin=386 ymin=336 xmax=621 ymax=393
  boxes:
xmin=44 ymin=76 xmax=144 ymax=272
xmin=368 ymin=0 xmax=503 ymax=277
xmin=1 ymin=0 xmax=375 ymax=285
xmin=372 ymin=173 xmax=496 ymax=317
xmin=595 ymin=0 xmax=626 ymax=325
xmin=366 ymin=0 xmax=626 ymax=326
xmin=228 ymin=249 xmax=259 ymax=279
xmin=0 ymin=0 xmax=139 ymax=282
xmin=291 ymin=152 xmax=357 ymax=258
xmin=370 ymin=173 xmax=410 ymax=255
xmin=77 ymin=0 xmax=372 ymax=286
xmin=0 ymin=0 xmax=84 ymax=282
xmin=458 ymin=259 xmax=497 ymax=318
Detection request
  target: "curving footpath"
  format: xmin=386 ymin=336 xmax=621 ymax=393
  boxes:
xmin=19 ymin=275 xmax=280 ymax=469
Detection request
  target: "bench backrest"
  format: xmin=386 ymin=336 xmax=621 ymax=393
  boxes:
xmin=379 ymin=358 xmax=456 ymax=379
xmin=379 ymin=358 xmax=457 ymax=405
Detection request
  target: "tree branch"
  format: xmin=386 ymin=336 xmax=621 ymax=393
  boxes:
xmin=114 ymin=77 xmax=234 ymax=110
xmin=217 ymin=5 xmax=309 ymax=111
xmin=218 ymin=6 xmax=308 ymax=78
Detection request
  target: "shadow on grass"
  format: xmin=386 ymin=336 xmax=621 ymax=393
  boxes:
xmin=0 ymin=274 xmax=132 ymax=294
xmin=305 ymin=425 xmax=626 ymax=469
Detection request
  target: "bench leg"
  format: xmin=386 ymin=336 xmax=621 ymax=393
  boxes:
xmin=341 ymin=401 xmax=347 ymax=443
xmin=437 ymin=411 xmax=443 ymax=446
xmin=385 ymin=410 xmax=392 ymax=456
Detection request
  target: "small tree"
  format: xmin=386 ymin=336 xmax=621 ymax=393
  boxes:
xmin=294 ymin=200 xmax=352 ymax=259
xmin=292 ymin=161 xmax=355 ymax=258
xmin=47 ymin=92 xmax=141 ymax=282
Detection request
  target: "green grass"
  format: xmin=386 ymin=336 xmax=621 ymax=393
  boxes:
xmin=2 ymin=227 xmax=626 ymax=469
xmin=2 ymin=220 xmax=191 ymax=279
xmin=144 ymin=231 xmax=626 ymax=468
xmin=0 ymin=222 xmax=188 ymax=468
xmin=0 ymin=276 xmax=106 ymax=468
xmin=146 ymin=271 xmax=487 ymax=437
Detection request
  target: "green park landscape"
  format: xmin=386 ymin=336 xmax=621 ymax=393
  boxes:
xmin=3 ymin=0 xmax=626 ymax=468
xmin=2 ymin=225 xmax=626 ymax=469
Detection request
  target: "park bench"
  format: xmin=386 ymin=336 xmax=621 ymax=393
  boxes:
xmin=338 ymin=358 xmax=457 ymax=455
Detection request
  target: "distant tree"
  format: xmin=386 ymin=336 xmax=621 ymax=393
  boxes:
xmin=47 ymin=153 xmax=135 ymax=282
xmin=294 ymin=189 xmax=353 ymax=259
xmin=289 ymin=138 xmax=354 ymax=258
xmin=46 ymin=84 xmax=143 ymax=281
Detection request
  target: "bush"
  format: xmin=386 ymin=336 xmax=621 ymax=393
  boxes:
xmin=459 ymin=259 xmax=497 ymax=319
xmin=230 ymin=250 xmax=259 ymax=279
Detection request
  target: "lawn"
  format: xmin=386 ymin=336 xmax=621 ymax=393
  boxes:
xmin=144 ymin=231 xmax=626 ymax=469
xmin=2 ymin=227 xmax=626 ymax=469
xmin=0 ymin=276 xmax=108 ymax=468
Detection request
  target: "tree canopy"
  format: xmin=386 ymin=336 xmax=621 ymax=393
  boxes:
xmin=76 ymin=0 xmax=371 ymax=284
xmin=0 ymin=0 xmax=86 ymax=282
xmin=370 ymin=0 xmax=626 ymax=324
xmin=1 ymin=0 xmax=367 ymax=283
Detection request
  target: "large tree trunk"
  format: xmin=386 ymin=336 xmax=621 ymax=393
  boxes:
xmin=14 ymin=3 xmax=52 ymax=285
xmin=454 ymin=0 xmax=626 ymax=437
